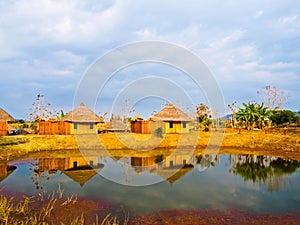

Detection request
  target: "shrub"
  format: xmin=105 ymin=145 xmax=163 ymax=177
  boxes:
xmin=154 ymin=127 xmax=163 ymax=138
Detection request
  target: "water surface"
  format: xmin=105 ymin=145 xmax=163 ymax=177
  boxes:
xmin=1 ymin=152 xmax=299 ymax=215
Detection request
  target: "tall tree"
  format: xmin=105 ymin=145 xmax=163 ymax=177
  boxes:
xmin=29 ymin=94 xmax=52 ymax=121
xmin=257 ymin=86 xmax=288 ymax=110
xmin=228 ymin=101 xmax=238 ymax=128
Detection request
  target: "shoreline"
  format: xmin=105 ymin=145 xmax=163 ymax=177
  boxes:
xmin=1 ymin=129 xmax=300 ymax=162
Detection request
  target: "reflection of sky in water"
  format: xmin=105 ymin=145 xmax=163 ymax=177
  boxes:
xmin=1 ymin=155 xmax=299 ymax=214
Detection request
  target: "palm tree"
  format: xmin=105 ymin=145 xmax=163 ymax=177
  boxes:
xmin=236 ymin=102 xmax=270 ymax=130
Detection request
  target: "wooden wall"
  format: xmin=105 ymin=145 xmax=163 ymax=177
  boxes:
xmin=39 ymin=121 xmax=71 ymax=135
xmin=131 ymin=121 xmax=151 ymax=134
xmin=131 ymin=120 xmax=166 ymax=134
xmin=0 ymin=121 xmax=7 ymax=136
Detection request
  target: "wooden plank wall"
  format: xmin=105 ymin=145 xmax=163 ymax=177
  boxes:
xmin=0 ymin=121 xmax=7 ymax=136
xmin=131 ymin=121 xmax=152 ymax=134
xmin=131 ymin=121 xmax=165 ymax=134
xmin=39 ymin=121 xmax=71 ymax=135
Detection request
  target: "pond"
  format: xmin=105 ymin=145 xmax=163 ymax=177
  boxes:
xmin=1 ymin=151 xmax=300 ymax=217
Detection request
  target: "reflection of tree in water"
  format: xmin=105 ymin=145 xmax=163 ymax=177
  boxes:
xmin=195 ymin=154 xmax=218 ymax=168
xmin=231 ymin=155 xmax=300 ymax=192
xmin=29 ymin=163 xmax=51 ymax=190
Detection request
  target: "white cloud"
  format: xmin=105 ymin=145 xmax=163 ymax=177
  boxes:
xmin=0 ymin=0 xmax=300 ymax=118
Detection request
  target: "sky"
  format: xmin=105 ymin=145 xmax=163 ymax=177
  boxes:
xmin=0 ymin=0 xmax=299 ymax=120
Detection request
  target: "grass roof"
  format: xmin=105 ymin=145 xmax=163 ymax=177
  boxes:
xmin=152 ymin=103 xmax=192 ymax=122
xmin=61 ymin=103 xmax=103 ymax=123
xmin=0 ymin=107 xmax=15 ymax=122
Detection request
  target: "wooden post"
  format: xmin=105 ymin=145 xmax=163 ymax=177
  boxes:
xmin=283 ymin=127 xmax=287 ymax=135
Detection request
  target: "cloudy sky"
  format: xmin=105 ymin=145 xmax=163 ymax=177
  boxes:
xmin=0 ymin=0 xmax=299 ymax=119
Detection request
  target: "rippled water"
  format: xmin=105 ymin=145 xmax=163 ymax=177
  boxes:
xmin=1 ymin=152 xmax=300 ymax=214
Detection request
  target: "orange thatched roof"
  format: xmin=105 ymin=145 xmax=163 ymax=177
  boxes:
xmin=152 ymin=103 xmax=192 ymax=122
xmin=61 ymin=103 xmax=103 ymax=123
xmin=0 ymin=107 xmax=15 ymax=122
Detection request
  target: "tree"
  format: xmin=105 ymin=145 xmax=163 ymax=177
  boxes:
xmin=196 ymin=103 xmax=212 ymax=131
xmin=29 ymin=94 xmax=52 ymax=121
xmin=270 ymin=110 xmax=297 ymax=127
xmin=228 ymin=101 xmax=238 ymax=128
xmin=236 ymin=102 xmax=270 ymax=130
xmin=257 ymin=86 xmax=288 ymax=110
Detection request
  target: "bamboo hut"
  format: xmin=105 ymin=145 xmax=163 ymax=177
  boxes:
xmin=0 ymin=107 xmax=15 ymax=136
xmin=151 ymin=103 xmax=192 ymax=133
xmin=61 ymin=103 xmax=103 ymax=134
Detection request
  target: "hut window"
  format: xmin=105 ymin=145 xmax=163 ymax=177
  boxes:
xmin=90 ymin=124 xmax=94 ymax=129
xmin=73 ymin=161 xmax=78 ymax=168
xmin=182 ymin=122 xmax=186 ymax=128
xmin=74 ymin=123 xmax=78 ymax=129
xmin=183 ymin=159 xmax=186 ymax=166
xmin=89 ymin=160 xmax=93 ymax=167
xmin=170 ymin=160 xmax=174 ymax=167
xmin=169 ymin=122 xmax=173 ymax=128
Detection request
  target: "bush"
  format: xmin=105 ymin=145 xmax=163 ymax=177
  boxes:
xmin=154 ymin=127 xmax=163 ymax=138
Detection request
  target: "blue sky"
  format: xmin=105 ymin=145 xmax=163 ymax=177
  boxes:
xmin=0 ymin=0 xmax=299 ymax=119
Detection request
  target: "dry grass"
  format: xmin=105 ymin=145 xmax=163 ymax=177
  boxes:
xmin=0 ymin=190 xmax=128 ymax=225
xmin=1 ymin=128 xmax=300 ymax=162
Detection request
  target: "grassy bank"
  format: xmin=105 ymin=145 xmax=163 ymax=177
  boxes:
xmin=0 ymin=191 xmax=128 ymax=225
xmin=0 ymin=129 xmax=300 ymax=161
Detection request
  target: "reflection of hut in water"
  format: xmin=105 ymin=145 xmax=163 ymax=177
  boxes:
xmin=61 ymin=103 xmax=103 ymax=134
xmin=130 ymin=154 xmax=193 ymax=184
xmin=37 ymin=156 xmax=103 ymax=186
xmin=157 ymin=154 xmax=193 ymax=184
xmin=0 ymin=163 xmax=17 ymax=182
xmin=158 ymin=166 xmax=193 ymax=185
xmin=131 ymin=156 xmax=157 ymax=173
xmin=0 ymin=107 xmax=16 ymax=136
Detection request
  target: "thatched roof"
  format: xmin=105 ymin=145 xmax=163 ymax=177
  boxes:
xmin=107 ymin=119 xmax=129 ymax=131
xmin=152 ymin=103 xmax=192 ymax=122
xmin=61 ymin=103 xmax=103 ymax=123
xmin=0 ymin=107 xmax=15 ymax=122
xmin=63 ymin=166 xmax=103 ymax=187
xmin=157 ymin=165 xmax=194 ymax=184
xmin=131 ymin=115 xmax=144 ymax=121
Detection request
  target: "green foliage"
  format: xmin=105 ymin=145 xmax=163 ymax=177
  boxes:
xmin=154 ymin=127 xmax=163 ymax=138
xmin=236 ymin=102 xmax=270 ymax=130
xmin=270 ymin=110 xmax=297 ymax=127
xmin=234 ymin=155 xmax=300 ymax=183
xmin=155 ymin=154 xmax=164 ymax=164
xmin=56 ymin=110 xmax=65 ymax=120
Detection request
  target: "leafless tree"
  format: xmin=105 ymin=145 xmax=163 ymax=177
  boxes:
xmin=257 ymin=86 xmax=288 ymax=110
xmin=29 ymin=94 xmax=52 ymax=121
xmin=228 ymin=101 xmax=238 ymax=128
